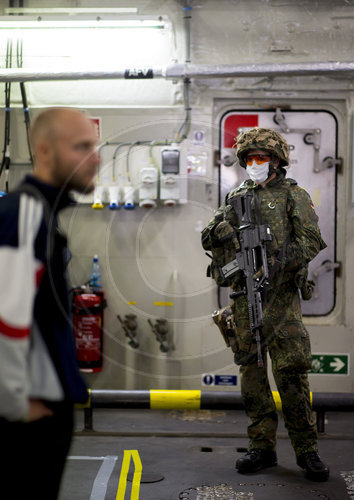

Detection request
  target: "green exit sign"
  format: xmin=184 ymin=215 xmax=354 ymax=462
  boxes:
xmin=310 ymin=354 xmax=349 ymax=375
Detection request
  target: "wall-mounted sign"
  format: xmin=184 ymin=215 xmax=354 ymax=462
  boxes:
xmin=310 ymin=354 xmax=349 ymax=375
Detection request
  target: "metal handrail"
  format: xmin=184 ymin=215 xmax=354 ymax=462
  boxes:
xmin=79 ymin=390 xmax=354 ymax=434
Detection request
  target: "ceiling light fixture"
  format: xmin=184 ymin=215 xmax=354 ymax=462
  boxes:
xmin=0 ymin=17 xmax=165 ymax=30
xmin=4 ymin=8 xmax=139 ymax=15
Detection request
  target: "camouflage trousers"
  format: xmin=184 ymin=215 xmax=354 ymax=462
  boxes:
xmin=232 ymin=281 xmax=318 ymax=457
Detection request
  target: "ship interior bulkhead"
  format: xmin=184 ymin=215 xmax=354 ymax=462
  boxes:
xmin=0 ymin=0 xmax=354 ymax=499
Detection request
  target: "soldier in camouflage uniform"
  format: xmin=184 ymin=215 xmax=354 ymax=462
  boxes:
xmin=202 ymin=128 xmax=329 ymax=481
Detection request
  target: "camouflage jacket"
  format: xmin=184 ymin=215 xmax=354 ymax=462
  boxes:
xmin=202 ymin=172 xmax=326 ymax=289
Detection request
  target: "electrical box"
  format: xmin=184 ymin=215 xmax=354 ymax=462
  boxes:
xmin=92 ymin=185 xmax=105 ymax=209
xmin=108 ymin=185 xmax=121 ymax=210
xmin=123 ymin=185 xmax=135 ymax=210
xmin=161 ymin=149 xmax=180 ymax=174
xmin=160 ymin=148 xmax=180 ymax=206
xmin=139 ymin=167 xmax=158 ymax=208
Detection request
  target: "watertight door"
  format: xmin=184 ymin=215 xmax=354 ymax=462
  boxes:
xmin=220 ymin=109 xmax=338 ymax=316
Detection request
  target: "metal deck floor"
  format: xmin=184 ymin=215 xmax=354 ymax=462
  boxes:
xmin=58 ymin=409 xmax=354 ymax=499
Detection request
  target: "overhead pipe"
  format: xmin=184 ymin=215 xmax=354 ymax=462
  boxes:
xmin=1 ymin=61 xmax=354 ymax=83
xmin=81 ymin=390 xmax=354 ymax=434
xmin=166 ymin=61 xmax=354 ymax=79
xmin=183 ymin=1 xmax=192 ymax=65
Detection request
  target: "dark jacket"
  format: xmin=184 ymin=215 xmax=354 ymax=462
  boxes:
xmin=0 ymin=175 xmax=88 ymax=421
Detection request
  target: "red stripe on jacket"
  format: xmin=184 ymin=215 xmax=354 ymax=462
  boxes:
xmin=0 ymin=317 xmax=30 ymax=339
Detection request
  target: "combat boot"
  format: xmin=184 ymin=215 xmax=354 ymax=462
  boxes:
xmin=296 ymin=451 xmax=329 ymax=481
xmin=236 ymin=449 xmax=277 ymax=473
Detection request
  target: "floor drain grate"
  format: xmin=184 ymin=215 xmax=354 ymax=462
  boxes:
xmin=178 ymin=483 xmax=331 ymax=499
xmin=178 ymin=484 xmax=253 ymax=499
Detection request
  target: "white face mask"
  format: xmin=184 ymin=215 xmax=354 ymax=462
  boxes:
xmin=246 ymin=161 xmax=270 ymax=184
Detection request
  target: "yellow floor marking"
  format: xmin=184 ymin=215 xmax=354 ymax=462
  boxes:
xmin=116 ymin=450 xmax=142 ymax=500
xmin=130 ymin=451 xmax=142 ymax=500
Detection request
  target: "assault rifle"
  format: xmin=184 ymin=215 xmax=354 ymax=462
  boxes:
xmin=225 ymin=191 xmax=272 ymax=368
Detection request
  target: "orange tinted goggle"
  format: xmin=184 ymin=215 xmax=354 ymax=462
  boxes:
xmin=245 ymin=154 xmax=271 ymax=166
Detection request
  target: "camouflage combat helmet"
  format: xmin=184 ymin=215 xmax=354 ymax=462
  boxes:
xmin=234 ymin=127 xmax=290 ymax=168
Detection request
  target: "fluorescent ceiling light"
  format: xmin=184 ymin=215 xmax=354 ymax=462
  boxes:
xmin=4 ymin=8 xmax=138 ymax=15
xmin=0 ymin=18 xmax=165 ymax=29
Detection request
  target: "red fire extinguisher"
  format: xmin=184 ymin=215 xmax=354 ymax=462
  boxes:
xmin=72 ymin=288 xmax=106 ymax=373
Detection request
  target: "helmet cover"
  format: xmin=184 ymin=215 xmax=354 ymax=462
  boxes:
xmin=234 ymin=127 xmax=290 ymax=168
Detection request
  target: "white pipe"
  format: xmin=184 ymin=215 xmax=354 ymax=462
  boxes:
xmin=0 ymin=68 xmax=165 ymax=82
xmin=165 ymin=61 xmax=354 ymax=79
xmin=0 ymin=61 xmax=354 ymax=83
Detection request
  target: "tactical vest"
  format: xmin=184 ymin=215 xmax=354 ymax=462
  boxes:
xmin=226 ymin=178 xmax=296 ymax=258
xmin=204 ymin=177 xmax=297 ymax=287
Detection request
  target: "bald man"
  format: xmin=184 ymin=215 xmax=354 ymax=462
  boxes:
xmin=0 ymin=108 xmax=99 ymax=499
xmin=30 ymin=107 xmax=99 ymax=194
